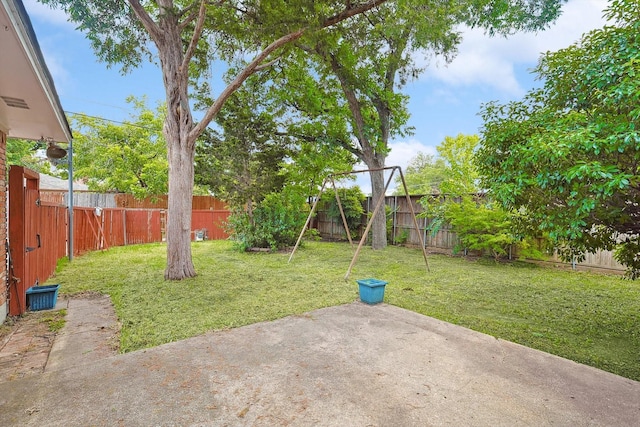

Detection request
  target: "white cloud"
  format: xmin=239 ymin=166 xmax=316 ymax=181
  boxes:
xmin=23 ymin=0 xmax=73 ymax=27
xmin=422 ymin=0 xmax=609 ymax=96
xmin=350 ymin=139 xmax=436 ymax=195
xmin=386 ymin=139 xmax=436 ymax=172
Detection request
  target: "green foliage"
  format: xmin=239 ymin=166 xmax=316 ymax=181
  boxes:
xmin=6 ymin=138 xmax=55 ymax=175
xmin=320 ymin=186 xmax=366 ymax=238
xmin=195 ymin=75 xmax=290 ymax=209
xmin=69 ymin=97 xmax=167 ymax=199
xmin=437 ymin=196 xmax=515 ymax=259
xmin=394 ymin=152 xmax=447 ymax=195
xmin=228 ymin=188 xmax=309 ymax=251
xmin=477 ymin=0 xmax=640 ymax=277
xmin=437 ymin=134 xmax=480 ymax=196
xmin=399 ymin=134 xmax=480 ymax=196
xmin=394 ymin=229 xmax=409 ymax=245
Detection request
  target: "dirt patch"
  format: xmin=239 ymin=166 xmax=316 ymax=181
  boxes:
xmin=0 ymin=309 xmax=63 ymax=382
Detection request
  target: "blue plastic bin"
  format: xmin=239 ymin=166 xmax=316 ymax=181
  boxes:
xmin=356 ymin=278 xmax=388 ymax=304
xmin=26 ymin=284 xmax=60 ymax=311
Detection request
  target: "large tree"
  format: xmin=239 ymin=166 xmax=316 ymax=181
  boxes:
xmin=41 ymin=0 xmax=391 ymax=279
xmin=70 ymin=97 xmax=168 ymax=198
xmin=194 ymin=75 xmax=290 ymax=211
xmin=477 ymin=0 xmax=640 ymax=276
xmin=277 ymin=0 xmax=566 ymax=249
xmin=393 ymin=152 xmax=447 ymax=195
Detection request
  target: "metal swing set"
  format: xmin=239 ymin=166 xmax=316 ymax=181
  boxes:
xmin=288 ymin=166 xmax=430 ymax=280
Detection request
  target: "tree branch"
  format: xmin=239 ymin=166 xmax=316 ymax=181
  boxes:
xmin=189 ymin=0 xmax=390 ymax=142
xmin=128 ymin=0 xmax=163 ymax=42
xmin=181 ymin=0 xmax=208 ymax=71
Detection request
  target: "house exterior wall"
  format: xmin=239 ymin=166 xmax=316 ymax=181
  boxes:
xmin=0 ymin=130 xmax=7 ymax=324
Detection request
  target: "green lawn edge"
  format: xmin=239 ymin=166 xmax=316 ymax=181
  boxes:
xmin=47 ymin=240 xmax=640 ymax=381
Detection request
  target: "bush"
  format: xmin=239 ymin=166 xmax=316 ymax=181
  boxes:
xmin=421 ymin=195 xmax=516 ymax=260
xmin=227 ymin=189 xmax=309 ymax=251
xmin=320 ymin=186 xmax=365 ymax=239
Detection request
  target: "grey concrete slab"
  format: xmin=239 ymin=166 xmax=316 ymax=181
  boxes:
xmin=46 ymin=294 xmax=118 ymax=372
xmin=1 ymin=302 xmax=639 ymax=426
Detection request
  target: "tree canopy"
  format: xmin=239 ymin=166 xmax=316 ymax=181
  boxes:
xmin=40 ymin=0 xmax=393 ymax=279
xmin=6 ymin=138 xmax=54 ymax=174
xmin=40 ymin=0 xmax=567 ymax=278
xmin=274 ymin=0 xmax=565 ymax=249
xmin=70 ymin=97 xmax=168 ymax=199
xmin=394 ymin=134 xmax=479 ymax=195
xmin=394 ymin=152 xmax=447 ymax=195
xmin=476 ymin=0 xmax=640 ymax=277
xmin=194 ymin=75 xmax=290 ymax=210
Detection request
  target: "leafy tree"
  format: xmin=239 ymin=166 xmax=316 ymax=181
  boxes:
xmin=194 ymin=76 xmax=290 ymax=212
xmin=40 ymin=0 xmax=392 ymax=279
xmin=320 ymin=186 xmax=366 ymax=238
xmin=477 ymin=0 xmax=640 ymax=277
xmin=6 ymin=138 xmax=54 ymax=174
xmin=393 ymin=152 xmax=447 ymax=195
xmin=69 ymin=97 xmax=168 ymax=199
xmin=437 ymin=133 xmax=480 ymax=196
xmin=441 ymin=196 xmax=515 ymax=260
xmin=396 ymin=134 xmax=479 ymax=196
xmin=278 ymin=0 xmax=565 ymax=250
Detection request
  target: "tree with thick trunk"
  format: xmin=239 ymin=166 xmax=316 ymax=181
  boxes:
xmin=40 ymin=0 xmax=390 ymax=279
xmin=276 ymin=0 xmax=565 ymax=249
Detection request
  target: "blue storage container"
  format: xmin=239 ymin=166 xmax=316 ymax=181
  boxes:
xmin=356 ymin=278 xmax=387 ymax=304
xmin=26 ymin=284 xmax=60 ymax=311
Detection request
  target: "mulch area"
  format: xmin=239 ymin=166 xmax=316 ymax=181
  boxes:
xmin=0 ymin=310 xmax=60 ymax=382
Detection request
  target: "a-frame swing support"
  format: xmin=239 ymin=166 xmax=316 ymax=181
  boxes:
xmin=288 ymin=166 xmax=430 ymax=280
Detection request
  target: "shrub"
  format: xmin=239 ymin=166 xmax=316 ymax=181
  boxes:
xmin=320 ymin=186 xmax=365 ymax=239
xmin=227 ymin=189 xmax=309 ymax=251
xmin=420 ymin=195 xmax=516 ymax=260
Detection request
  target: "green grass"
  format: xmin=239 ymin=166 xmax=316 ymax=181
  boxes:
xmin=40 ymin=309 xmax=67 ymax=332
xmin=47 ymin=240 xmax=640 ymax=381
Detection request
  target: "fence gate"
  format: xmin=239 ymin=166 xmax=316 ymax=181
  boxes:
xmin=8 ymin=166 xmax=44 ymax=315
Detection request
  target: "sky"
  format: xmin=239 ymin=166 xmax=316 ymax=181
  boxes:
xmin=22 ymin=0 xmax=609 ymax=194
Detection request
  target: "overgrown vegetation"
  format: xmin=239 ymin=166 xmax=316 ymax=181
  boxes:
xmin=41 ymin=309 xmax=67 ymax=332
xmin=226 ymin=189 xmax=309 ymax=251
xmin=48 ymin=241 xmax=640 ymax=381
xmin=477 ymin=0 xmax=640 ymax=277
xmin=320 ymin=186 xmax=366 ymax=239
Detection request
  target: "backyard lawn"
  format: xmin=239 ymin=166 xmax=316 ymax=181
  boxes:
xmin=48 ymin=240 xmax=640 ymax=381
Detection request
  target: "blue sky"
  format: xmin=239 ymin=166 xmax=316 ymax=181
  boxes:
xmin=23 ymin=0 xmax=609 ymax=194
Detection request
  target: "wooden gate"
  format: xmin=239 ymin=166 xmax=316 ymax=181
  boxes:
xmin=7 ymin=166 xmax=67 ymax=315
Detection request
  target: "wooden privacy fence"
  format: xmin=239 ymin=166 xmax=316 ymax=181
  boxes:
xmin=73 ymin=208 xmax=230 ymax=255
xmin=315 ymin=194 xmax=627 ymax=273
xmin=8 ymin=166 xmax=232 ymax=315
xmin=315 ymin=195 xmax=459 ymax=254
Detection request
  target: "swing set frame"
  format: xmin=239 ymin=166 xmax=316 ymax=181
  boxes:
xmin=288 ymin=166 xmax=430 ymax=280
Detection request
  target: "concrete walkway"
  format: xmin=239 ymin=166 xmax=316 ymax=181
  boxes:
xmin=1 ymin=301 xmax=639 ymax=426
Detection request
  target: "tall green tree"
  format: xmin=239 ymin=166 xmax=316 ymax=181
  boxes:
xmin=477 ymin=0 xmax=640 ymax=277
xmin=70 ymin=97 xmax=168 ymax=198
xmin=279 ymin=0 xmax=565 ymax=250
xmin=40 ymin=0 xmax=391 ymax=279
xmin=437 ymin=133 xmax=480 ymax=196
xmin=194 ymin=75 xmax=290 ymax=212
xmin=394 ymin=152 xmax=447 ymax=195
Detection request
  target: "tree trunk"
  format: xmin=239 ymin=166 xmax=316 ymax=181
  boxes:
xmin=158 ymin=8 xmax=197 ymax=280
xmin=369 ymin=165 xmax=387 ymax=250
xmin=165 ymin=140 xmax=196 ymax=279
